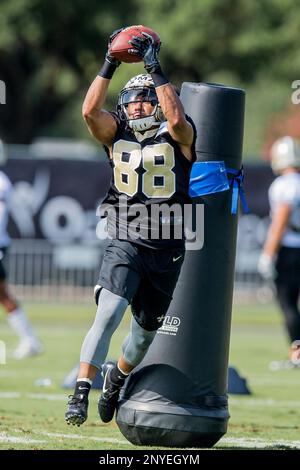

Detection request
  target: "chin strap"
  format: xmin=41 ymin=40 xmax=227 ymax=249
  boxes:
xmin=129 ymin=115 xmax=160 ymax=132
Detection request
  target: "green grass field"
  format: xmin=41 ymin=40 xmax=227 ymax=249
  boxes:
xmin=1 ymin=299 xmax=300 ymax=450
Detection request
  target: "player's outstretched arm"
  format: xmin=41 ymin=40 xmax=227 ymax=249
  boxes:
xmin=82 ymin=29 xmax=123 ymax=146
xmin=129 ymin=32 xmax=194 ymax=156
xmin=155 ymin=83 xmax=194 ymax=148
xmin=82 ymin=77 xmax=117 ymax=146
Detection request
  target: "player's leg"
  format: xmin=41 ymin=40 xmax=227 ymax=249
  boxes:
xmin=276 ymin=281 xmax=300 ymax=341
xmin=65 ymin=287 xmax=129 ymax=426
xmin=98 ymin=247 xmax=185 ymax=423
xmin=98 ymin=316 xmax=156 ymax=423
xmin=65 ymin=240 xmax=141 ymax=426
xmin=275 ymin=280 xmax=300 ymax=365
xmin=0 ymin=251 xmax=43 ymax=359
xmin=275 ymin=247 xmax=300 ymax=362
xmin=121 ymin=317 xmax=157 ymax=369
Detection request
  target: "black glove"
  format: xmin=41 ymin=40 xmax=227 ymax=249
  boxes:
xmin=99 ymin=28 xmax=123 ymax=79
xmin=129 ymin=32 xmax=161 ymax=73
xmin=105 ymin=28 xmax=123 ymax=67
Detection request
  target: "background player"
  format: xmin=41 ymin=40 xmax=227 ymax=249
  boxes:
xmin=0 ymin=169 xmax=43 ymax=359
xmin=258 ymin=136 xmax=300 ymax=364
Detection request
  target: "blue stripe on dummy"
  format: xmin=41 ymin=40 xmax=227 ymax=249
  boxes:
xmin=189 ymin=161 xmax=229 ymax=198
xmin=189 ymin=161 xmax=250 ymax=215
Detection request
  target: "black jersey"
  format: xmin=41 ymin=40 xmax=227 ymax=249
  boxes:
xmin=101 ymin=114 xmax=197 ymax=249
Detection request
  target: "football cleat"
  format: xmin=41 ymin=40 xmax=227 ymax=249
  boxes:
xmin=13 ymin=337 xmax=44 ymax=360
xmin=98 ymin=362 xmax=124 ymax=423
xmin=65 ymin=394 xmax=88 ymax=426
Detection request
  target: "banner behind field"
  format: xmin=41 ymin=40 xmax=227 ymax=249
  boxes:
xmin=4 ymin=158 xmax=112 ymax=242
xmin=3 ymin=158 xmax=274 ymax=246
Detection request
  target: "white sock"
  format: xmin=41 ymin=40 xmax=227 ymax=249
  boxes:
xmin=6 ymin=308 xmax=36 ymax=340
xmin=77 ymin=378 xmax=93 ymax=386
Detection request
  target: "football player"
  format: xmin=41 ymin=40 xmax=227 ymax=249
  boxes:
xmin=65 ymin=28 xmax=196 ymax=426
xmin=0 ymin=169 xmax=43 ymax=359
xmin=258 ymin=136 xmax=300 ymax=364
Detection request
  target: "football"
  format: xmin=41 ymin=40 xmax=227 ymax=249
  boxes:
xmin=109 ymin=25 xmax=160 ymax=63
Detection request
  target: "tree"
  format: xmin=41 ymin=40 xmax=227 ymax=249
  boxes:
xmin=132 ymin=0 xmax=300 ymax=84
xmin=1 ymin=0 xmax=300 ymax=147
xmin=262 ymin=104 xmax=300 ymax=159
xmin=0 ymin=0 xmax=136 ymax=143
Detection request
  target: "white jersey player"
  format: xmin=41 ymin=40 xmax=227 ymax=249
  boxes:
xmin=0 ymin=171 xmax=43 ymax=359
xmin=258 ymin=137 xmax=300 ymax=364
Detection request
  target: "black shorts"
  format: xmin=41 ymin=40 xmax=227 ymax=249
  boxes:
xmin=0 ymin=247 xmax=8 ymax=281
xmin=275 ymin=246 xmax=300 ymax=285
xmin=97 ymin=239 xmax=185 ymax=331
